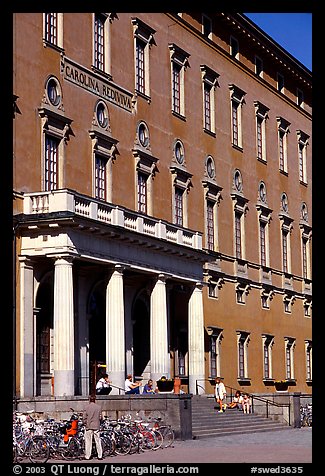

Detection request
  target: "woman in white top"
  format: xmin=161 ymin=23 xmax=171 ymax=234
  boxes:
xmin=215 ymin=377 xmax=227 ymax=412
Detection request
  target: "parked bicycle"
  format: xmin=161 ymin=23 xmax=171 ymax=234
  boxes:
xmin=300 ymin=403 xmax=312 ymax=427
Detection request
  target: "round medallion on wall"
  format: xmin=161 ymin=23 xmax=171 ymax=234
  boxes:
xmin=46 ymin=77 xmax=61 ymax=106
xmin=174 ymin=140 xmax=185 ymax=165
xmin=259 ymin=182 xmax=267 ymax=203
xmin=206 ymin=156 xmax=215 ymax=179
xmin=138 ymin=122 xmax=149 ymax=147
xmin=96 ymin=101 xmax=109 ymax=129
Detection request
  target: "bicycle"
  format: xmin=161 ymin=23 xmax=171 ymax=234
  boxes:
xmin=149 ymin=417 xmax=175 ymax=448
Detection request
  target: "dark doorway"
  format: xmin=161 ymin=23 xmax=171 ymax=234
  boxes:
xmin=88 ymin=282 xmax=106 ymax=369
xmin=133 ymin=296 xmax=150 ymax=377
xmin=35 ymin=277 xmax=53 ymax=396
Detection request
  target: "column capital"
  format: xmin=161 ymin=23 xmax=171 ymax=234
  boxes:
xmin=50 ymin=253 xmax=76 ymax=265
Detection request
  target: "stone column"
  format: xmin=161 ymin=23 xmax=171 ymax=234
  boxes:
xmin=150 ymin=274 xmax=169 ymax=383
xmin=19 ymin=257 xmax=35 ymax=397
xmin=106 ymin=265 xmax=125 ymax=393
xmin=188 ymin=282 xmax=205 ymax=395
xmin=53 ymin=256 xmax=75 ymax=396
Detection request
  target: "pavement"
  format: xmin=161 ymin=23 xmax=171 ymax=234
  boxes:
xmin=46 ymin=427 xmax=312 ymax=464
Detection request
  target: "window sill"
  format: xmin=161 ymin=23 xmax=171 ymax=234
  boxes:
xmin=172 ymin=111 xmax=186 ymax=122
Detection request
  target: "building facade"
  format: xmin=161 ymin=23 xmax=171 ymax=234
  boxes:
xmin=13 ymin=12 xmax=312 ymax=399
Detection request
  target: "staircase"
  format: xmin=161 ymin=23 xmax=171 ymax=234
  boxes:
xmin=192 ymin=395 xmax=291 ymax=439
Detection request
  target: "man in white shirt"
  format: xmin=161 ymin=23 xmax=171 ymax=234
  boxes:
xmin=125 ymin=374 xmax=142 ymax=394
xmin=96 ymin=373 xmax=112 ymax=395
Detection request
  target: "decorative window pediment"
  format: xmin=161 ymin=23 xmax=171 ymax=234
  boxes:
xmin=38 ymin=106 xmax=74 ymax=143
xmin=132 ymin=148 xmax=159 ymax=178
xmin=132 ymin=17 xmax=156 ymax=46
xmin=89 ymin=129 xmax=119 ymax=162
xmin=170 ymin=164 xmax=193 ymax=192
xmin=168 ymin=43 xmax=190 ymax=68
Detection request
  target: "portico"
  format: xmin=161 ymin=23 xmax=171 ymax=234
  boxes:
xmin=16 ymin=189 xmax=209 ymax=398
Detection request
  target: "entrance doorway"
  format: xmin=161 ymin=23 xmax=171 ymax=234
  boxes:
xmin=132 ymin=293 xmax=150 ymax=378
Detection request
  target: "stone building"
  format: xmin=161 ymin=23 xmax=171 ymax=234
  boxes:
xmin=13 ymin=13 xmax=312 ymax=399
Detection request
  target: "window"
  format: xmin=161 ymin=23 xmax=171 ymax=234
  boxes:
xmin=201 ymin=65 xmax=219 ymax=134
xmin=93 ymin=13 xmax=116 ymax=76
xmin=202 ymin=14 xmax=212 ymax=39
xmin=207 ymin=327 xmax=223 ymax=379
xmin=297 ymin=130 xmax=309 ymax=184
xmin=297 ymin=88 xmax=304 ymax=108
xmin=279 ymin=193 xmax=293 ymax=278
xmin=236 ymin=282 xmax=250 ymax=305
xmin=255 ymin=56 xmax=263 ymax=77
xmin=230 ymin=36 xmax=239 ymax=59
xmin=261 ymin=288 xmax=273 ymax=309
xmin=94 ymin=154 xmax=107 ymax=200
xmin=132 ymin=18 xmax=156 ymax=98
xmin=203 ymin=156 xmax=222 ymax=252
xmin=305 ymin=341 xmax=312 ymax=382
xmin=44 ymin=135 xmax=59 ymax=191
xmin=206 ymin=201 xmax=215 ymax=251
xmin=304 ymin=299 xmax=312 ymax=317
xmin=169 ymin=44 xmax=190 ymax=117
xmin=231 ymin=169 xmax=248 ymax=261
xmin=44 ymin=13 xmax=57 ymax=45
xmin=174 ymin=188 xmax=183 ymax=226
xmin=300 ymin=207 xmax=312 ymax=282
xmin=277 ymin=72 xmax=284 ymax=93
xmin=137 ymin=172 xmax=147 ymax=213
xmin=89 ymin=101 xmax=119 ymax=203
xmin=170 ymin=140 xmax=192 ymax=227
xmin=285 ymin=338 xmax=295 ymax=380
xmin=254 ymin=102 xmax=269 ymax=162
xmin=277 ymin=117 xmax=290 ymax=174
xmin=229 ymin=85 xmax=246 ymax=149
xmin=256 ymin=183 xmax=271 ymax=270
xmin=237 ymin=332 xmax=250 ymax=381
xmin=133 ymin=124 xmax=158 ymax=216
xmin=262 ymin=335 xmax=274 ymax=380
xmin=39 ymin=82 xmax=73 ymax=192
xmin=94 ymin=14 xmax=105 ymax=70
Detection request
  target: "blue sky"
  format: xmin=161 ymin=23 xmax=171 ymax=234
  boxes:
xmin=244 ymin=13 xmax=312 ymax=71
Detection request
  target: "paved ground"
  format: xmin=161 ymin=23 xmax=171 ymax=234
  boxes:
xmin=46 ymin=427 xmax=312 ymax=464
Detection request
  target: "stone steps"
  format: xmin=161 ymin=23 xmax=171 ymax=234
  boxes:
xmin=192 ymin=395 xmax=290 ymax=439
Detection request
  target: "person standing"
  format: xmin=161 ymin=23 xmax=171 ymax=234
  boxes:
xmin=215 ymin=377 xmax=227 ymax=413
xmin=83 ymin=395 xmax=103 ymax=460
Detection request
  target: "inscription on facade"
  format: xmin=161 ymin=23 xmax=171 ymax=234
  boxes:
xmin=61 ymin=56 xmax=133 ymax=112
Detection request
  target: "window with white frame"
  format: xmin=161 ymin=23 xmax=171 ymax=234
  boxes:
xmin=94 ymin=154 xmax=107 ymax=200
xmin=44 ymin=135 xmax=59 ymax=191
xmin=170 ymin=140 xmax=192 ymax=227
xmin=279 ymin=193 xmax=293 ymax=276
xmin=261 ymin=287 xmax=273 ymax=309
xmin=236 ymin=282 xmax=250 ymax=305
xmin=43 ymin=13 xmax=63 ymax=48
xmin=202 ymin=14 xmax=212 ymax=39
xmin=202 ymin=156 xmax=222 ymax=252
xmin=231 ymin=169 xmax=248 ymax=261
xmin=230 ymin=36 xmax=239 ymax=59
xmin=297 ymin=130 xmax=309 ymax=184
xmin=229 ymin=84 xmax=246 ymax=149
xmin=277 ymin=72 xmax=284 ymax=93
xmin=277 ymin=117 xmax=290 ymax=174
xmin=89 ymin=100 xmax=119 ymax=203
xmin=207 ymin=327 xmax=223 ymax=379
xmin=256 ymin=181 xmax=271 ymax=269
xmin=93 ymin=13 xmax=116 ymax=76
xmin=200 ymin=65 xmax=219 ymax=134
xmin=254 ymin=101 xmax=269 ymax=162
xmin=237 ymin=331 xmax=250 ymax=381
xmin=39 ymin=77 xmax=73 ymax=192
xmin=169 ymin=44 xmax=190 ymax=117
xmin=300 ymin=206 xmax=312 ymax=281
xmin=262 ymin=334 xmax=274 ymax=380
xmin=297 ymin=88 xmax=304 ymax=108
xmin=132 ymin=123 xmax=158 ymax=216
xmin=255 ymin=55 xmax=263 ymax=77
xmin=305 ymin=340 xmax=312 ymax=382
xmin=285 ymin=337 xmax=295 ymax=381
xmin=132 ymin=17 xmax=156 ymax=98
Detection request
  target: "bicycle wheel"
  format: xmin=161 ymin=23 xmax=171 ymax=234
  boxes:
xmin=152 ymin=429 xmax=163 ymax=450
xmin=101 ymin=434 xmax=115 ymax=457
xmin=159 ymin=426 xmax=175 ymax=448
xmin=141 ymin=430 xmax=156 ymax=451
xmin=61 ymin=438 xmax=81 ymax=461
xmin=29 ymin=436 xmax=50 ymax=463
xmin=114 ymin=432 xmax=132 ymax=455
